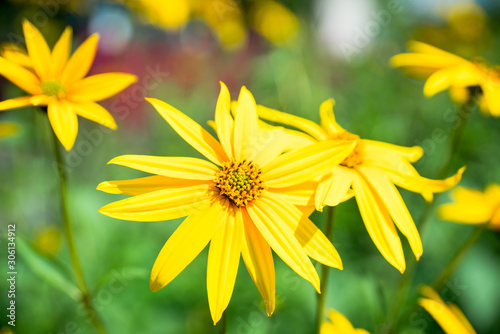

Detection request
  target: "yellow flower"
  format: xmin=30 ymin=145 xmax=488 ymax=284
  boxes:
xmin=0 ymin=20 xmax=137 ymax=150
xmin=0 ymin=122 xmax=19 ymax=139
xmin=321 ymin=310 xmax=369 ymax=334
xmin=251 ymin=0 xmax=299 ymax=46
xmin=438 ymin=184 xmax=500 ymax=231
xmin=390 ymin=40 xmax=500 ymax=116
xmin=97 ymin=83 xmax=355 ymax=324
xmin=258 ymin=99 xmax=465 ymax=272
xmin=419 ymin=285 xmax=477 ymax=334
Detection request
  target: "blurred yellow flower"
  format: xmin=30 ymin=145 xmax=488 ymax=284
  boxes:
xmin=123 ymin=0 xmax=191 ymax=30
xmin=0 ymin=20 xmax=137 ymax=150
xmin=391 ymin=41 xmax=500 ymax=117
xmin=258 ymin=99 xmax=465 ymax=272
xmin=321 ymin=309 xmax=370 ymax=334
xmin=0 ymin=122 xmax=19 ymax=138
xmin=419 ymin=285 xmax=477 ymax=334
xmin=251 ymin=0 xmax=299 ymax=45
xmin=33 ymin=225 xmax=62 ymax=258
xmin=98 ymin=83 xmax=355 ymax=324
xmin=438 ymin=184 xmax=500 ymax=231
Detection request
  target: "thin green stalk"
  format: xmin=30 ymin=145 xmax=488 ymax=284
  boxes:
xmin=314 ymin=205 xmax=336 ymax=334
xmin=219 ymin=311 xmax=227 ymax=334
xmin=431 ymin=225 xmax=486 ymax=292
xmin=51 ymin=130 xmax=107 ymax=334
xmin=384 ymin=97 xmax=476 ymax=333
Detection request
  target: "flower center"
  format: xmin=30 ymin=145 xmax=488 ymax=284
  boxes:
xmin=214 ymin=160 xmax=265 ymax=207
xmin=41 ymin=80 xmax=66 ymax=99
xmin=333 ymin=131 xmax=364 ymax=168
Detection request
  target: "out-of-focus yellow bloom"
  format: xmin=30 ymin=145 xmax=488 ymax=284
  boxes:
xmin=321 ymin=310 xmax=370 ymax=334
xmin=123 ymin=0 xmax=191 ymax=30
xmin=0 ymin=20 xmax=137 ymax=150
xmin=33 ymin=225 xmax=62 ymax=258
xmin=190 ymin=0 xmax=247 ymax=50
xmin=419 ymin=286 xmax=477 ymax=334
xmin=98 ymin=83 xmax=355 ymax=324
xmin=445 ymin=1 xmax=487 ymax=43
xmin=391 ymin=41 xmax=500 ymax=117
xmin=251 ymin=0 xmax=299 ymax=45
xmin=438 ymin=184 xmax=500 ymax=231
xmin=0 ymin=122 xmax=19 ymax=138
xmin=258 ymin=99 xmax=465 ymax=272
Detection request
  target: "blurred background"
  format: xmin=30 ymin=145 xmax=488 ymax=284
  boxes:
xmin=1 ymin=0 xmax=500 ymax=333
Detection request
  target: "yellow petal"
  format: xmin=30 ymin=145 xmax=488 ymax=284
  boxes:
xmin=257 ymin=104 xmax=328 ymax=141
xmin=233 ymin=87 xmax=259 ymax=161
xmin=61 ymin=34 xmax=99 ymax=84
xmin=482 ymin=81 xmax=500 ymax=117
xmin=0 ymin=96 xmax=34 ymax=111
xmin=363 ymin=140 xmax=423 ymax=163
xmin=146 ymin=97 xmax=228 ymax=165
xmin=327 ymin=310 xmax=356 ymax=332
xmin=258 ymin=119 xmax=317 ymax=151
xmin=97 ymin=175 xmax=208 ymax=195
xmin=68 ymin=73 xmax=137 ymax=102
xmin=446 ymin=303 xmax=477 ymax=334
xmin=246 ymin=202 xmax=320 ymax=292
xmin=0 ymin=122 xmax=19 ymax=138
xmin=1 ymin=47 xmax=33 ymax=68
xmin=315 ymin=167 xmax=354 ymax=211
xmin=407 ymin=41 xmax=468 ymax=61
xmin=267 ymin=182 xmax=317 ymax=206
xmin=30 ymin=94 xmax=52 ymax=106
xmin=262 ymin=140 xmax=356 ymax=188
xmin=241 ymin=210 xmax=276 ymax=316
xmin=252 ymin=127 xmax=289 ymax=167
xmin=419 ymin=287 xmax=475 ymax=334
xmin=260 ymin=194 xmax=343 ymax=269
xmin=423 ymin=64 xmax=481 ymax=97
xmin=390 ymin=53 xmax=464 ymax=70
xmin=207 ymin=208 xmax=243 ymax=324
xmin=50 ymin=27 xmax=72 ymax=79
xmin=351 ymin=172 xmax=405 ymax=272
xmin=438 ymin=203 xmax=492 ymax=225
xmin=108 ymin=155 xmax=218 ymax=180
xmin=22 ymin=20 xmax=51 ymax=80
xmin=389 ymin=166 xmax=466 ymax=195
xmin=214 ymin=81 xmax=234 ymax=158
xmin=359 ymin=166 xmax=423 ymax=260
xmin=67 ymin=100 xmax=117 ymax=129
xmin=319 ymin=99 xmax=344 ymax=135
xmin=485 ymin=183 xmax=500 ymax=205
xmin=47 ymin=99 xmax=78 ymax=151
xmin=0 ymin=56 xmax=41 ymax=95
xmin=99 ymin=183 xmax=212 ymax=221
xmin=150 ymin=200 xmax=226 ymax=292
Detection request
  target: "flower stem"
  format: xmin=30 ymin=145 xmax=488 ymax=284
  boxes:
xmin=219 ymin=311 xmax=228 ymax=334
xmin=51 ymin=130 xmax=107 ymax=334
xmin=314 ymin=205 xmax=336 ymax=334
xmin=431 ymin=225 xmax=486 ymax=292
xmin=384 ymin=97 xmax=476 ymax=333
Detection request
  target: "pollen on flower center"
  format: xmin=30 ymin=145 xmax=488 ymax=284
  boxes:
xmin=41 ymin=80 xmax=66 ymax=99
xmin=333 ymin=131 xmax=364 ymax=168
xmin=214 ymin=160 xmax=265 ymax=207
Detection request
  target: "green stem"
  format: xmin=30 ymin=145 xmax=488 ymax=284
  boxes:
xmin=219 ymin=311 xmax=227 ymax=334
xmin=431 ymin=225 xmax=486 ymax=292
xmin=51 ymin=130 xmax=107 ymax=334
xmin=384 ymin=98 xmax=476 ymax=333
xmin=314 ymin=206 xmax=336 ymax=334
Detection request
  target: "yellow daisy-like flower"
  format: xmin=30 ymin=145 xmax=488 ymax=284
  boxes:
xmin=390 ymin=40 xmax=500 ymax=116
xmin=321 ymin=310 xmax=369 ymax=334
xmin=438 ymin=183 xmax=500 ymax=231
xmin=0 ymin=20 xmax=137 ymax=150
xmin=258 ymin=99 xmax=465 ymax=272
xmin=419 ymin=285 xmax=477 ymax=334
xmin=97 ymin=83 xmax=355 ymax=324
